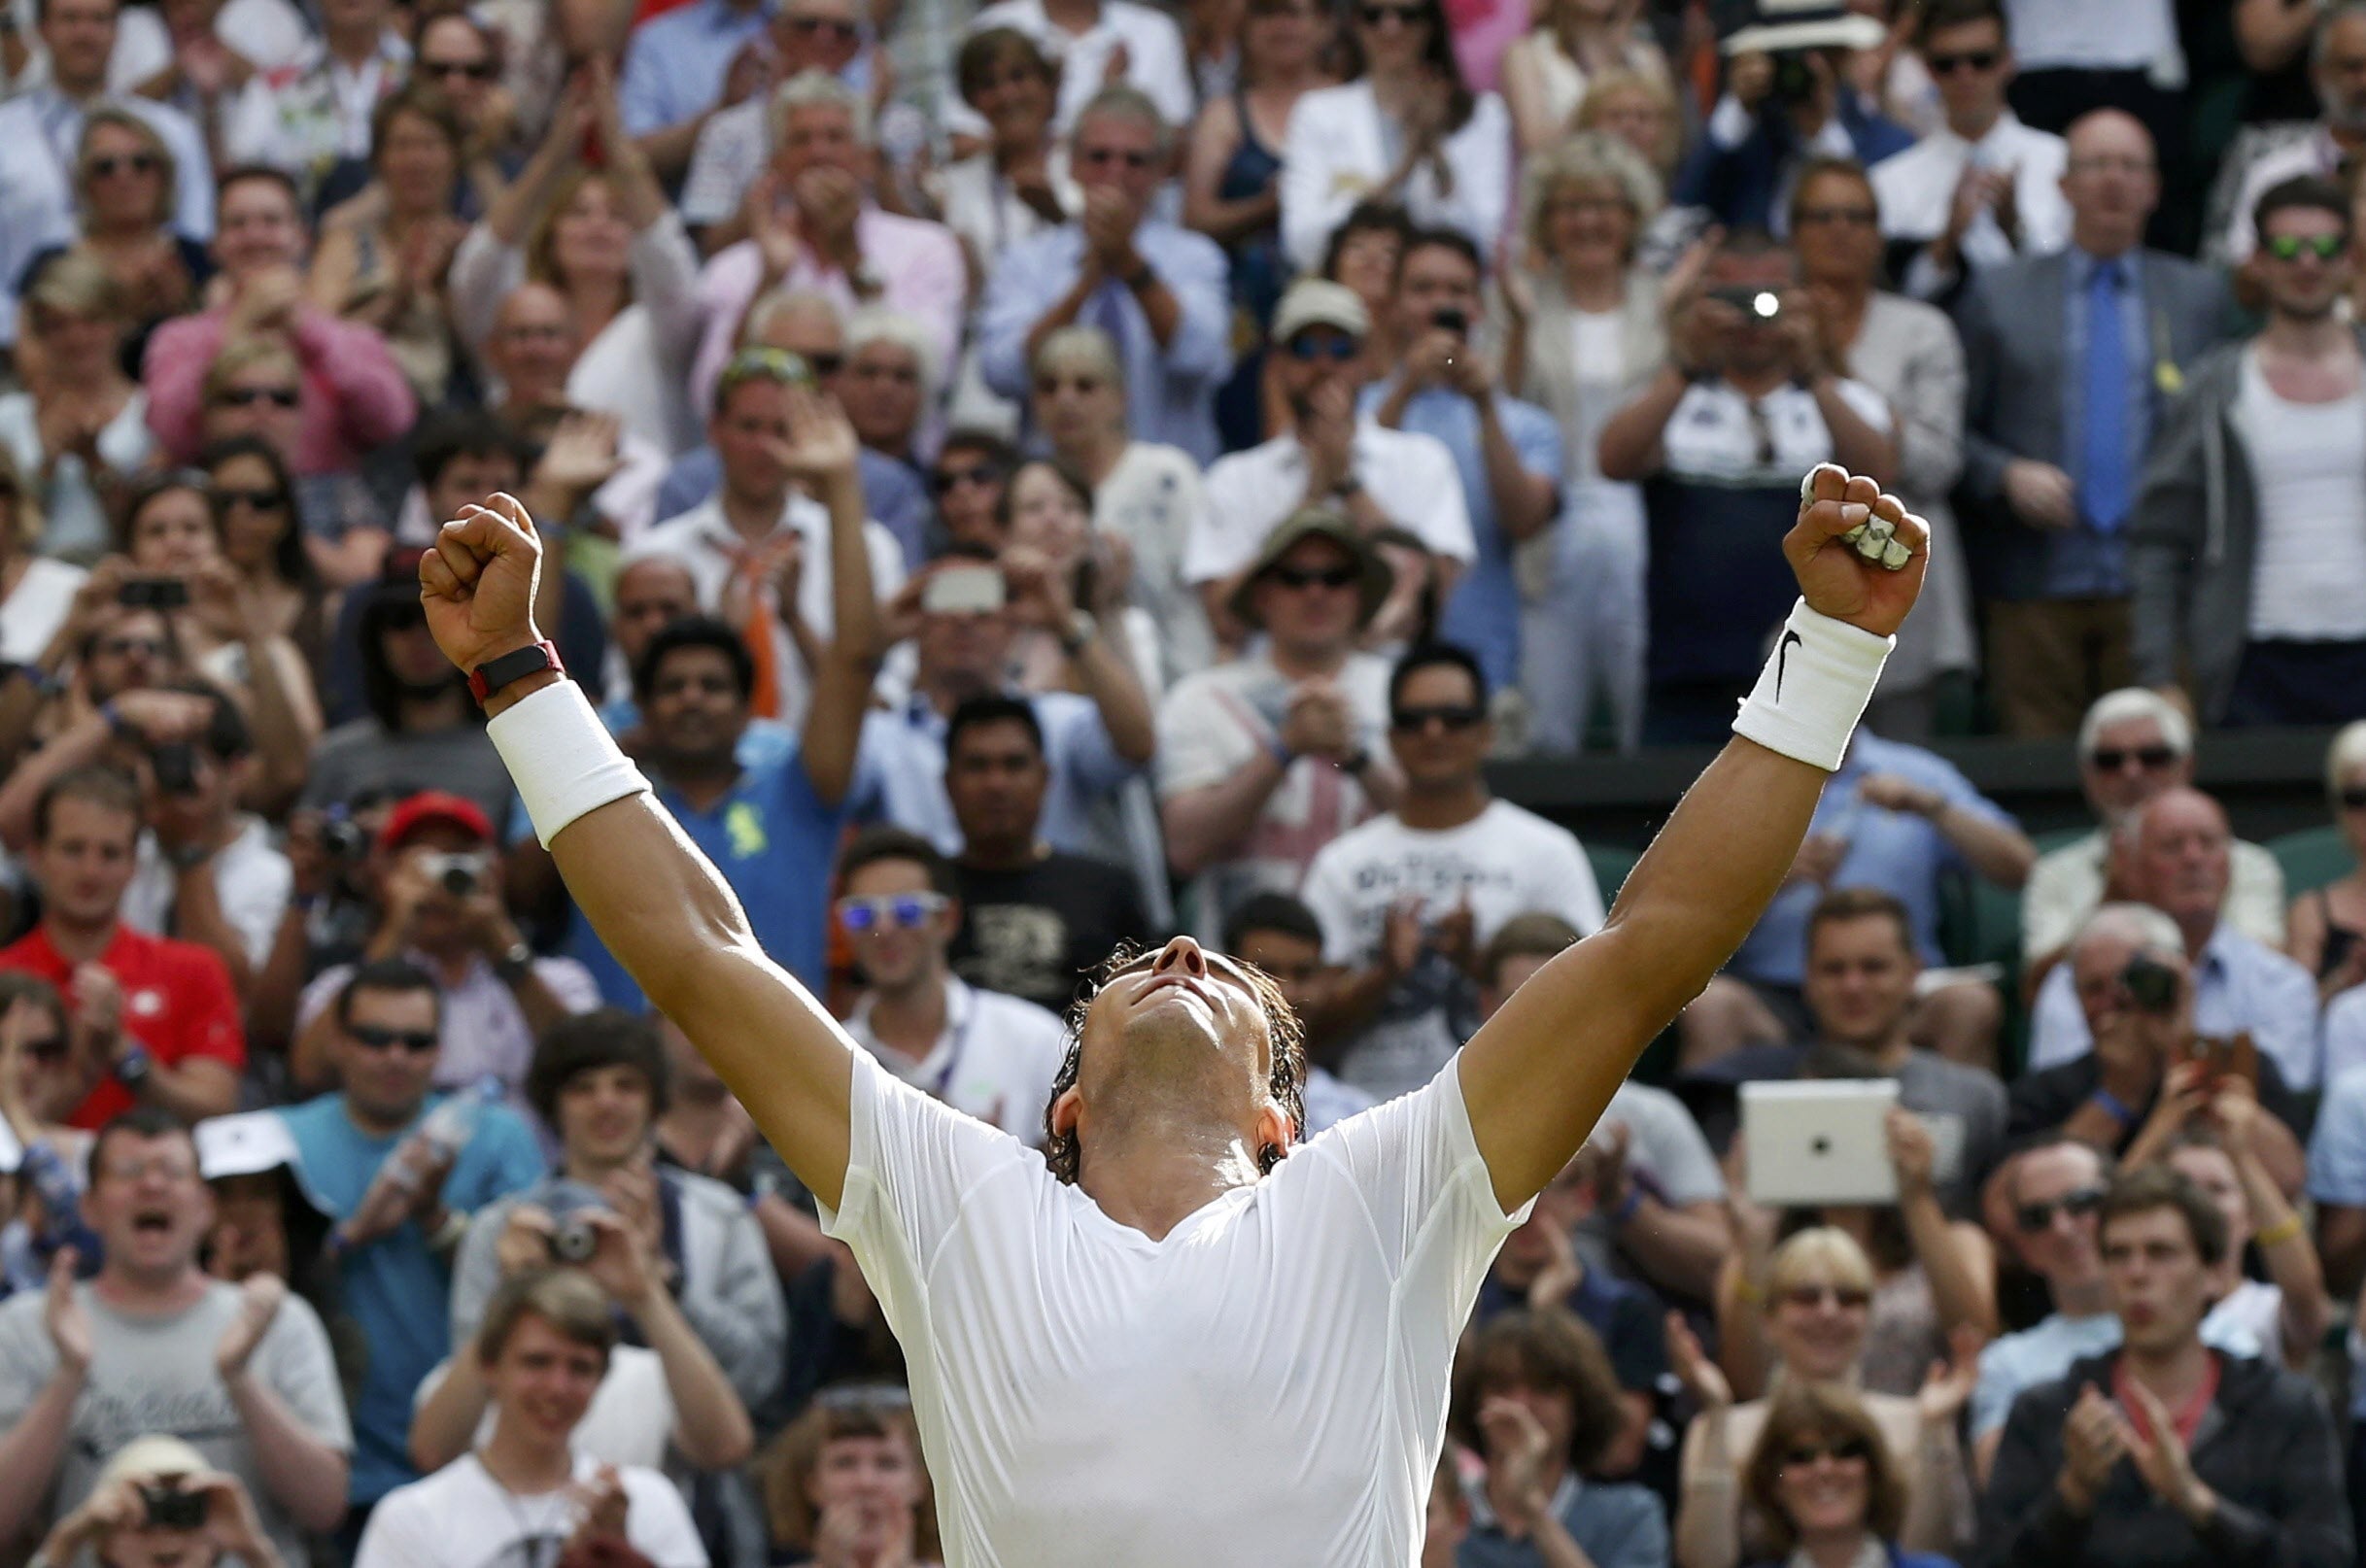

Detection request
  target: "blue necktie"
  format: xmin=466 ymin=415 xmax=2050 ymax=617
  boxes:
xmin=2081 ymin=260 xmax=2132 ymax=534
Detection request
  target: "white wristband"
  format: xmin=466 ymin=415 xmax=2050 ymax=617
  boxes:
xmin=485 ymin=679 xmax=652 ymax=848
xmin=1731 ymin=598 xmax=1893 ymax=771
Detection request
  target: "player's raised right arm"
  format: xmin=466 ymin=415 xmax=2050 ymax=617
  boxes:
xmin=420 ymin=494 xmax=854 ymax=1210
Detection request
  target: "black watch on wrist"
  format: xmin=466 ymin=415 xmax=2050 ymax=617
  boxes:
xmin=467 ymin=640 xmax=565 ymax=705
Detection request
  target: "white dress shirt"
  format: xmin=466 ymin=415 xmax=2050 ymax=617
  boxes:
xmin=944 ymin=0 xmax=1195 ymax=140
xmin=1183 ymin=420 xmax=1476 ymax=586
xmin=1279 ymin=80 xmax=1513 ymax=273
xmin=1871 ymin=111 xmax=2071 ymax=299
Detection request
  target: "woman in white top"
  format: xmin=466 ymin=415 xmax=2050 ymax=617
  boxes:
xmin=935 ymin=28 xmax=1072 ymax=287
xmin=1499 ymin=0 xmax=1670 ymax=157
xmin=1278 ymin=0 xmax=1512 ymax=273
xmin=449 ymin=64 xmax=703 ymax=455
xmin=1030 ymin=325 xmax=1211 ymax=684
xmin=0 ymin=252 xmax=154 ymax=566
xmin=1496 ymin=132 xmax=1665 ymax=754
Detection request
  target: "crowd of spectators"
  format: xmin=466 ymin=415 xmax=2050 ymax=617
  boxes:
xmin=3 ymin=0 xmax=2366 ymax=1562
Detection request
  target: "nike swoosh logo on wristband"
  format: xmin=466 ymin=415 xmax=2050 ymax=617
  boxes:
xmin=1775 ymin=629 xmax=1803 ymax=701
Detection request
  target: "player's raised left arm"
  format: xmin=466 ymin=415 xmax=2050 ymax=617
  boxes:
xmin=1459 ymin=466 xmax=1929 ymax=1213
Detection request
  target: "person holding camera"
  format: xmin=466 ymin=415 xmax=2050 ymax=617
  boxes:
xmin=0 ymin=1109 xmax=351 ymax=1565
xmin=364 ymin=1269 xmax=711 ymax=1568
xmin=1670 ymin=4 xmax=1911 ymax=235
xmin=0 ymin=767 xmax=242 ymax=1128
xmin=289 ymin=791 xmax=600 ymax=1097
xmin=1362 ymin=227 xmax=1561 ymax=699
xmin=1598 ymin=226 xmax=1897 ymax=744
xmin=28 ymin=1435 xmax=287 ymax=1568
xmin=275 ymin=959 xmax=545 ymax=1535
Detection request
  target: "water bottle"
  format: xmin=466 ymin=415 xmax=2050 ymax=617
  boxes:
xmin=20 ymin=1141 xmax=102 ymax=1267
xmin=417 ymin=1075 xmax=503 ymax=1161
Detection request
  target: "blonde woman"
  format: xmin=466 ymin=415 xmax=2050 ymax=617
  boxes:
xmin=1497 ymin=132 xmax=1665 ymax=754
xmin=1668 ymin=1226 xmax=1975 ymax=1568
xmin=0 ymin=253 xmax=156 ymax=564
xmin=1500 ymin=0 xmax=1670 ymax=158
xmin=57 ymin=109 xmax=207 ymax=351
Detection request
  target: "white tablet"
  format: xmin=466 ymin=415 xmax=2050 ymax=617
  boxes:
xmin=1741 ymin=1078 xmax=1901 ymax=1208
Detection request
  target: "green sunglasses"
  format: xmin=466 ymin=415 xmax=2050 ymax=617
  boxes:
xmin=2264 ymin=233 xmax=2347 ymax=261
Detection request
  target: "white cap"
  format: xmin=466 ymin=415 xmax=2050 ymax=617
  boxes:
xmin=193 ymin=1111 xmax=301 ymax=1181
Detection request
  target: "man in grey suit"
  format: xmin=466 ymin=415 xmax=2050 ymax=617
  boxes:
xmin=1955 ymin=110 xmax=2230 ymax=738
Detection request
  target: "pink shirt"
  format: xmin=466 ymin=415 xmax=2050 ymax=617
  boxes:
xmin=142 ymin=304 xmax=418 ymax=474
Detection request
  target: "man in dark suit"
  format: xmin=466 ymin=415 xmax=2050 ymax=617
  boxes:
xmin=1955 ymin=109 xmax=2229 ymax=738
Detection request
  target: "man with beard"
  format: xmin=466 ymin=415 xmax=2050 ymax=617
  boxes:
xmin=2134 ymin=176 xmax=2366 ymax=727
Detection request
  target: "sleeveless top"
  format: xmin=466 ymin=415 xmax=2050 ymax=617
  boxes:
xmin=1217 ymin=87 xmax=1288 ymax=328
xmin=2317 ymin=887 xmax=2366 ymax=982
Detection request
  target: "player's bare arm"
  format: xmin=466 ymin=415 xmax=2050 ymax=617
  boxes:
xmin=417 ymin=392 xmax=875 ymax=1211
xmin=1458 ymin=465 xmax=1931 ymax=1213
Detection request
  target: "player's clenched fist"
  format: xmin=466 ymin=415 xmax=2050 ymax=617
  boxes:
xmin=420 ymin=491 xmax=545 ymax=674
xmin=1783 ymin=462 xmax=1930 ymax=640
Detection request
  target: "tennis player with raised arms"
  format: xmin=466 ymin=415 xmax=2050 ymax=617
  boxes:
xmin=419 ymin=390 xmax=1927 ymax=1567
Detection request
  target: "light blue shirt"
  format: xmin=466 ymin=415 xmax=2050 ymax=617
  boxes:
xmin=652 ymin=442 xmax=931 ymax=572
xmin=1971 ymin=1308 xmax=2262 ymax=1439
xmin=2318 ymin=985 xmax=2366 ymax=1084
xmin=1356 ymin=384 xmax=1561 ymax=691
xmin=1732 ymin=732 xmax=2018 ymax=986
xmin=2306 ymin=1062 xmax=2366 ymax=1210
xmin=849 ymin=690 xmax=1138 ymax=858
xmin=2027 ymin=921 xmax=2323 ymax=1088
xmin=617 ymin=0 xmax=774 ymax=136
xmin=275 ymin=1094 xmax=544 ymax=1503
xmin=2046 ymin=245 xmax=2153 ymax=597
xmin=977 ymin=221 xmax=1234 ymax=464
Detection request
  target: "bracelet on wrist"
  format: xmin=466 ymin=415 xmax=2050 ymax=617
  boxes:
xmin=1608 ymin=1186 xmax=1645 ymax=1229
xmin=2089 ymin=1087 xmax=2137 ymax=1126
xmin=2254 ymin=1212 xmax=2305 ymax=1248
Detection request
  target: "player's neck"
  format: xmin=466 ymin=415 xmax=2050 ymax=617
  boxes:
xmin=40 ymin=913 xmax=119 ymax=965
xmin=1396 ymin=780 xmax=1488 ymax=831
xmin=867 ymin=968 xmax=950 ymax=1056
xmin=1080 ymin=1117 xmax=1264 ymax=1241
xmin=478 ymin=1421 xmax=576 ymax=1495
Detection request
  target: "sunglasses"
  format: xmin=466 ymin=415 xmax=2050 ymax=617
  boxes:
xmin=1782 ymin=1437 xmax=1872 ymax=1467
xmin=2087 ymin=743 xmax=2177 ymax=772
xmin=805 ymin=350 xmax=845 ymax=378
xmin=418 ymin=57 xmax=497 ymax=80
xmin=214 ymin=386 xmax=299 ymax=409
xmin=790 ymin=14 xmax=861 ymax=38
xmin=1285 ymin=334 xmax=1360 ymax=361
xmin=1925 ymin=49 xmax=1998 ymax=75
xmin=1077 ymin=146 xmax=1155 ymax=170
xmin=349 ymin=1024 xmax=439 ymax=1054
xmin=1777 ymin=1282 xmax=1872 ymax=1311
xmin=1268 ymin=562 xmax=1358 ymax=591
xmin=2340 ymin=788 xmax=2366 ymax=811
xmin=216 ymin=486 xmax=287 ymax=512
xmin=1392 ymin=703 xmax=1485 ymax=733
xmin=2265 ymin=233 xmax=2348 ymax=261
xmin=1357 ymin=2 xmax=1427 ymax=25
xmin=837 ymin=892 xmax=948 ymax=932
xmin=87 ymin=152 xmax=161 ymax=179
xmin=933 ymin=462 xmax=1001 ymax=494
xmin=2015 ymin=1184 xmax=2107 ymax=1234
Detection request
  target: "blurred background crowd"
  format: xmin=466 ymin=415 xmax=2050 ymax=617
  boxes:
xmin=3 ymin=0 xmax=2366 ymax=1561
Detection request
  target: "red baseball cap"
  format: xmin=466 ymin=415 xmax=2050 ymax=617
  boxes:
xmin=377 ymin=790 xmax=494 ymax=855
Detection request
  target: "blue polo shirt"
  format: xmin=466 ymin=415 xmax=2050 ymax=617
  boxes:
xmin=1358 ymin=384 xmax=1561 ymax=690
xmin=617 ymin=0 xmax=774 ymax=136
xmin=276 ymin=1094 xmax=544 ymax=1504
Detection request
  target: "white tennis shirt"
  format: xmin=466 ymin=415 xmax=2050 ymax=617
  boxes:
xmin=820 ymin=1049 xmax=1530 ymax=1566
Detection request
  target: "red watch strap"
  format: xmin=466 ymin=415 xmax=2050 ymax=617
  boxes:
xmin=467 ymin=640 xmax=564 ymax=704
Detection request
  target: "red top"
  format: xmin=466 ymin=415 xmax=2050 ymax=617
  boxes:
xmin=0 ymin=924 xmax=246 ymax=1128
xmin=2114 ymin=1351 xmax=2222 ymax=1451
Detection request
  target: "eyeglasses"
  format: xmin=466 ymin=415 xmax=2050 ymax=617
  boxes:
xmin=214 ymin=386 xmax=299 ymax=409
xmin=1781 ymin=1437 xmax=1872 ymax=1468
xmin=87 ymin=153 xmax=162 ymax=179
xmin=1924 ymin=49 xmax=1998 ymax=75
xmin=349 ymin=1024 xmax=439 ymax=1054
xmin=1285 ymin=333 xmax=1360 ymax=361
xmin=1776 ymin=1282 xmax=1872 ymax=1311
xmin=216 ymin=486 xmax=287 ymax=512
xmin=1797 ymin=206 xmax=1878 ymax=228
xmin=1357 ymin=2 xmax=1426 ymax=26
xmin=2087 ymin=743 xmax=2178 ymax=772
xmin=1076 ymin=146 xmax=1155 ymax=170
xmin=2340 ymin=788 xmax=2366 ymax=811
xmin=790 ymin=14 xmax=861 ymax=38
xmin=721 ymin=345 xmax=817 ymax=388
xmin=1267 ymin=562 xmax=1358 ymax=591
xmin=418 ymin=57 xmax=497 ymax=80
xmin=1391 ymin=703 xmax=1485 ymax=733
xmin=2264 ymin=232 xmax=2348 ymax=261
xmin=2068 ymin=155 xmax=2154 ymax=176
xmin=2015 ymin=1184 xmax=2107 ymax=1234
xmin=933 ymin=462 xmax=1001 ymax=494
xmin=98 ymin=635 xmax=167 ymax=659
xmin=837 ymin=892 xmax=949 ymax=932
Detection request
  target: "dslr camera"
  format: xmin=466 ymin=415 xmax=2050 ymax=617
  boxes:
xmin=417 ymin=849 xmax=490 ymax=899
xmin=139 ymin=1483 xmax=208 ymax=1531
xmin=1770 ymin=49 xmax=1823 ymax=105
xmin=2119 ymin=955 xmax=2181 ymax=1014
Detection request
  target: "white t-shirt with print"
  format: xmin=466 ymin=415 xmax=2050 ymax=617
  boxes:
xmin=355 ymin=1450 xmax=705 ymax=1568
xmin=1299 ymin=801 xmax=1606 ymax=1103
xmin=819 ymin=1048 xmax=1529 ymax=1567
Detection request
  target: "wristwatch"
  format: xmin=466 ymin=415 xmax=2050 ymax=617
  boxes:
xmin=467 ymin=640 xmax=565 ymax=705
xmin=114 ymin=1043 xmax=154 ymax=1092
xmin=1058 ymin=609 xmax=1098 ymax=657
xmin=493 ymin=941 xmax=534 ymax=983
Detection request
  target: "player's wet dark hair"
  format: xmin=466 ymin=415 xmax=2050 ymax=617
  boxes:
xmin=1040 ymin=944 xmax=1308 ymax=1186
